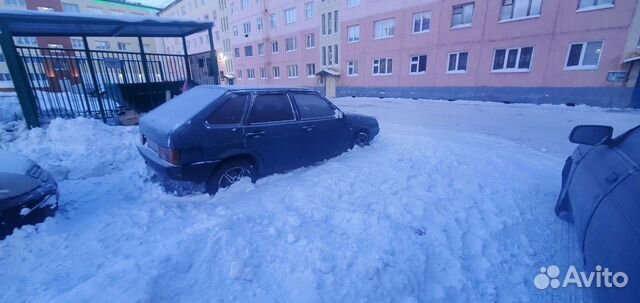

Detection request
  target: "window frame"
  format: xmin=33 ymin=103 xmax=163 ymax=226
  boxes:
xmin=284 ymin=7 xmax=297 ymax=25
xmin=246 ymin=92 xmax=297 ymax=125
xmin=564 ymin=41 xmax=604 ymax=70
xmin=347 ymin=59 xmax=359 ymax=76
xmin=285 ymin=37 xmax=297 ymax=52
xmin=447 ymin=51 xmax=469 ymax=73
xmin=491 ymin=46 xmax=534 ymax=73
xmin=347 ymin=25 xmax=360 ymax=43
xmin=373 ymin=18 xmax=396 ymax=39
xmin=287 ymin=64 xmax=299 ymax=78
xmin=499 ymin=0 xmax=543 ymax=22
xmin=451 ymin=2 xmax=474 ymax=28
xmin=412 ymin=11 xmax=431 ymax=34
xmin=205 ymin=93 xmax=250 ymax=127
xmin=409 ymin=55 xmax=427 ymax=74
xmin=347 ymin=0 xmax=360 ymax=8
xmin=577 ymin=0 xmax=615 ymax=12
xmin=305 ymin=33 xmax=315 ymax=49
xmin=291 ymin=92 xmax=338 ymax=121
xmin=304 ymin=1 xmax=314 ymax=18
xmin=306 ymin=63 xmax=316 ymax=78
xmin=372 ymin=58 xmax=393 ymax=76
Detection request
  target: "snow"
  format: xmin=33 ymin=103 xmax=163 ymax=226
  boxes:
xmin=0 ymin=93 xmax=22 ymax=122
xmin=1 ymin=97 xmax=639 ymax=302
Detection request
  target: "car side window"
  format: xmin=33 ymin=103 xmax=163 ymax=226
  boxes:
xmin=207 ymin=94 xmax=248 ymax=125
xmin=247 ymin=94 xmax=295 ymax=124
xmin=293 ymin=93 xmax=336 ymax=120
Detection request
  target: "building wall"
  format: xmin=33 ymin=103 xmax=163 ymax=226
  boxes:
xmin=171 ymin=0 xmax=638 ymax=106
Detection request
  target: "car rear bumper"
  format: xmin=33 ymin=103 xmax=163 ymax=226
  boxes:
xmin=0 ymin=182 xmax=58 ymax=239
xmin=137 ymin=145 xmax=219 ymax=183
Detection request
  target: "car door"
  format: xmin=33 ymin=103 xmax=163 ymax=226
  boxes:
xmin=243 ymin=92 xmax=302 ymax=175
xmin=201 ymin=93 xmax=250 ymax=160
xmin=291 ymin=92 xmax=349 ymax=165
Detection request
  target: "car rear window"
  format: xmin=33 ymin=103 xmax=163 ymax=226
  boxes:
xmin=207 ymin=94 xmax=248 ymax=125
xmin=293 ymin=93 xmax=336 ymax=120
xmin=247 ymin=94 xmax=294 ymax=124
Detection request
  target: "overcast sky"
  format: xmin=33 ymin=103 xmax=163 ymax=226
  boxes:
xmin=136 ymin=0 xmax=174 ymax=8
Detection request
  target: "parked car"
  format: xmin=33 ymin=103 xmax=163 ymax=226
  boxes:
xmin=555 ymin=124 xmax=639 ymax=303
xmin=137 ymin=85 xmax=380 ymax=194
xmin=0 ymin=151 xmax=59 ymax=240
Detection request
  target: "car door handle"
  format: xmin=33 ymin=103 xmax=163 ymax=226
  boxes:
xmin=245 ymin=131 xmax=265 ymax=138
xmin=301 ymin=125 xmax=315 ymax=132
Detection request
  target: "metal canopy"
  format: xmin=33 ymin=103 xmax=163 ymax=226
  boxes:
xmin=0 ymin=9 xmax=212 ymax=37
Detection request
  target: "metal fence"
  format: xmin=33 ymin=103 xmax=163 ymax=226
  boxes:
xmin=16 ymin=46 xmax=214 ymax=123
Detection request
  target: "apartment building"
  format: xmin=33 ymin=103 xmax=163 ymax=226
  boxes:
xmin=0 ymin=0 xmax=161 ymax=91
xmin=159 ymin=0 xmax=639 ymax=106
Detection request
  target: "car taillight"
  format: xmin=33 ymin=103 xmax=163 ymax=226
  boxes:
xmin=158 ymin=146 xmax=181 ymax=164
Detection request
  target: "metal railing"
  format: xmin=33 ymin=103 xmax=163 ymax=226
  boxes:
xmin=16 ymin=46 xmax=213 ymax=123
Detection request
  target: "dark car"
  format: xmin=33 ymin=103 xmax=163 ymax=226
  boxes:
xmin=137 ymin=85 xmax=379 ymax=194
xmin=555 ymin=125 xmax=639 ymax=303
xmin=0 ymin=151 xmax=59 ymax=240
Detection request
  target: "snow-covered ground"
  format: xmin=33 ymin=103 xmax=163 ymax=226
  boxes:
xmin=1 ymin=97 xmax=638 ymax=302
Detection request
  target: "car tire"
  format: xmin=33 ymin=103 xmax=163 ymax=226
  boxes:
xmin=353 ymin=131 xmax=370 ymax=148
xmin=206 ymin=160 xmax=256 ymax=195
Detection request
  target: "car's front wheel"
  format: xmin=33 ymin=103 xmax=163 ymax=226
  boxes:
xmin=206 ymin=160 xmax=256 ymax=195
xmin=353 ymin=131 xmax=370 ymax=148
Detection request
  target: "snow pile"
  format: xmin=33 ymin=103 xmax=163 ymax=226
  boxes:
xmin=0 ymin=93 xmax=22 ymax=122
xmin=4 ymin=98 xmax=635 ymax=302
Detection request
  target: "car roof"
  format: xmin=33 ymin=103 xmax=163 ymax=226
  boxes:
xmin=201 ymin=85 xmax=318 ymax=93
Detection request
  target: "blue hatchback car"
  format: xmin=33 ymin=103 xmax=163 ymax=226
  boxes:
xmin=556 ymin=124 xmax=639 ymax=303
xmin=137 ymin=85 xmax=379 ymax=194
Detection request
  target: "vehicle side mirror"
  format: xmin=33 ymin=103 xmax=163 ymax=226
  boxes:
xmin=569 ymin=125 xmax=613 ymax=145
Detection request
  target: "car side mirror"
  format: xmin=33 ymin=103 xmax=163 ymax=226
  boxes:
xmin=569 ymin=125 xmax=613 ymax=145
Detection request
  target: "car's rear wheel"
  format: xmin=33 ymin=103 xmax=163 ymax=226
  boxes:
xmin=206 ymin=160 xmax=256 ymax=195
xmin=353 ymin=131 xmax=370 ymax=148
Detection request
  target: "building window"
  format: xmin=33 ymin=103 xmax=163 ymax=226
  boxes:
xmin=15 ymin=36 xmax=37 ymax=47
xmin=233 ymin=26 xmax=238 ymax=36
xmin=257 ymin=17 xmax=263 ymax=31
xmin=237 ymin=69 xmax=243 ymax=80
xmin=234 ymin=47 xmax=241 ymax=58
xmin=245 ymin=45 xmax=253 ymax=57
xmin=71 ymin=38 xmax=84 ymax=49
xmin=565 ymin=41 xmax=603 ymax=70
xmin=347 ymin=0 xmax=360 ymax=8
xmin=87 ymin=7 xmax=103 ymax=14
xmin=410 ymin=55 xmax=427 ymax=74
xmin=247 ymin=68 xmax=255 ymax=79
xmin=500 ymin=0 xmax=542 ymax=20
xmin=578 ymin=0 xmax=614 ymax=11
xmin=243 ymin=22 xmax=251 ymax=35
xmin=258 ymin=43 xmax=265 ymax=55
xmin=334 ymin=44 xmax=339 ymax=63
xmin=334 ymin=10 xmax=339 ymax=33
xmin=287 ymin=64 xmax=299 ymax=78
xmin=327 ymin=46 xmax=333 ymax=65
xmin=284 ymin=8 xmax=296 ymax=24
xmin=451 ymin=3 xmax=474 ymax=27
xmin=347 ymin=25 xmax=360 ymax=43
xmin=4 ymin=0 xmax=25 ymax=7
xmin=62 ymin=3 xmax=79 ymax=12
xmin=270 ymin=13 xmax=277 ymax=28
xmin=271 ymin=41 xmax=279 ymax=53
xmin=322 ymin=46 xmax=327 ymax=66
xmin=322 ymin=14 xmax=326 ymax=35
xmin=372 ymin=58 xmax=393 ymax=75
xmin=241 ymin=0 xmax=249 ymax=9
xmin=0 ymin=73 xmax=13 ymax=81
xmin=304 ymin=1 xmax=313 ymax=18
xmin=447 ymin=51 xmax=469 ymax=72
xmin=306 ymin=63 xmax=316 ymax=77
xmin=347 ymin=60 xmax=358 ymax=76
xmin=273 ymin=66 xmax=281 ymax=78
xmin=413 ymin=12 xmax=431 ymax=33
xmin=260 ymin=67 xmax=267 ymax=79
xmin=47 ymin=43 xmax=63 ymax=49
xmin=305 ymin=33 xmax=315 ymax=48
xmin=285 ymin=37 xmax=297 ymax=52
xmin=327 ymin=12 xmax=333 ymax=35
xmin=95 ymin=41 xmax=110 ymax=50
xmin=374 ymin=18 xmax=395 ymax=39
xmin=492 ymin=47 xmax=533 ymax=72
xmin=117 ymin=42 xmax=131 ymax=51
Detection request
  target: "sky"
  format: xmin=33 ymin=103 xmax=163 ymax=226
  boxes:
xmin=135 ymin=0 xmax=174 ymax=8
